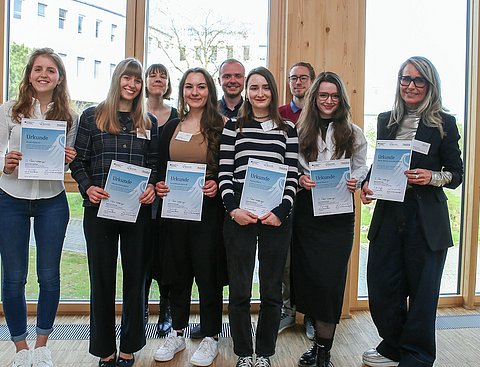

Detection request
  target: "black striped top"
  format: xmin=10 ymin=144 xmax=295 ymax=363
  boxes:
xmin=218 ymin=117 xmax=298 ymax=222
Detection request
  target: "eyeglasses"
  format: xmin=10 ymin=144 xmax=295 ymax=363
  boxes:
xmin=398 ymin=75 xmax=428 ymax=88
xmin=288 ymin=75 xmax=310 ymax=83
xmin=317 ymin=92 xmax=340 ymax=102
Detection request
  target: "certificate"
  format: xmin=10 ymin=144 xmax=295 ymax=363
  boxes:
xmin=368 ymin=140 xmax=412 ymax=202
xmin=97 ymin=160 xmax=151 ymax=223
xmin=309 ymin=159 xmax=353 ymax=216
xmin=240 ymin=158 xmax=288 ymax=217
xmin=18 ymin=118 xmax=66 ymax=180
xmin=161 ymin=161 xmax=206 ymax=221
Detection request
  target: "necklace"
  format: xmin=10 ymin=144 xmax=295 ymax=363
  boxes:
xmin=253 ymin=114 xmax=270 ymax=119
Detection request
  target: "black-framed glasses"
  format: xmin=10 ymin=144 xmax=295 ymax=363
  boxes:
xmin=289 ymin=75 xmax=310 ymax=83
xmin=317 ymin=92 xmax=340 ymax=102
xmin=399 ymin=75 xmax=428 ymax=88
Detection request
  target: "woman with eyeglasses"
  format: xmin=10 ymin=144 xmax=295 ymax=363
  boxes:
xmin=293 ymin=71 xmax=368 ymax=367
xmin=360 ymin=56 xmax=463 ymax=367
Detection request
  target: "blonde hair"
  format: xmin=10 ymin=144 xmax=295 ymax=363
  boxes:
xmin=95 ymin=58 xmax=151 ymax=134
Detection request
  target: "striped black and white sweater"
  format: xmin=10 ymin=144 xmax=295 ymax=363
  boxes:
xmin=218 ymin=117 xmax=299 ymax=222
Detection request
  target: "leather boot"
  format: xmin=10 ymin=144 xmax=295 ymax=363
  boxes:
xmin=316 ymin=348 xmax=332 ymax=367
xmin=298 ymin=341 xmax=318 ymax=367
xmin=157 ymin=297 xmax=172 ymax=337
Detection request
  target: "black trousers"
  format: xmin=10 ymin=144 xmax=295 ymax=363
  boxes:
xmin=367 ymin=196 xmax=448 ymax=367
xmin=84 ymin=206 xmax=150 ymax=358
xmin=224 ymin=216 xmax=291 ymax=357
xmin=162 ymin=196 xmax=225 ymax=336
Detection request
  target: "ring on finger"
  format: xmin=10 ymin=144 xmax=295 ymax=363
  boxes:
xmin=415 ymin=174 xmax=419 ymax=179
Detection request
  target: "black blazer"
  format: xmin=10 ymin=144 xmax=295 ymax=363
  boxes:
xmin=367 ymin=111 xmax=463 ymax=251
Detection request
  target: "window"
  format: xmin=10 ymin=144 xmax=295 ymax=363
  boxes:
xmin=361 ymin=0 xmax=468 ymax=297
xmin=95 ymin=20 xmax=101 ymax=38
xmin=59 ymin=8 xmax=67 ymax=29
xmin=94 ymin=60 xmax=101 ymax=79
xmin=110 ymin=63 xmax=116 ymax=78
xmin=144 ymin=0 xmax=269 ymax=300
xmin=38 ymin=3 xmax=47 ymax=17
xmin=226 ymin=45 xmax=233 ymax=59
xmin=243 ymin=45 xmax=250 ymax=61
xmin=111 ymin=24 xmax=117 ymax=42
xmin=78 ymin=15 xmax=85 ymax=33
xmin=13 ymin=0 xmax=22 ymax=19
xmin=76 ymin=56 xmax=85 ymax=77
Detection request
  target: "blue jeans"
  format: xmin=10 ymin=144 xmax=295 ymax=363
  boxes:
xmin=0 ymin=189 xmax=69 ymax=342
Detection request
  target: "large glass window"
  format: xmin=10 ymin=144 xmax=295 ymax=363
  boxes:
xmin=7 ymin=0 xmax=127 ymax=301
xmin=145 ymin=0 xmax=269 ymax=299
xmin=360 ymin=0 xmax=468 ymax=297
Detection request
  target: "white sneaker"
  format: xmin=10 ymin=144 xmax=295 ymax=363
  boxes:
xmin=13 ymin=349 xmax=32 ymax=367
xmin=190 ymin=337 xmax=218 ymax=366
xmin=362 ymin=348 xmax=399 ymax=367
xmin=153 ymin=333 xmax=186 ymax=362
xmin=32 ymin=347 xmax=53 ymax=367
xmin=278 ymin=312 xmax=295 ymax=333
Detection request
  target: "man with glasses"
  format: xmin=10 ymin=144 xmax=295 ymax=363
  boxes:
xmin=279 ymin=62 xmax=315 ymax=123
xmin=217 ymin=58 xmax=246 ymax=119
xmin=278 ymin=62 xmax=316 ymax=340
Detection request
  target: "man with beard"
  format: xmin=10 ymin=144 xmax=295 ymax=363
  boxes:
xmin=278 ymin=62 xmax=316 ymax=341
xmin=279 ymin=62 xmax=315 ymax=124
xmin=217 ymin=59 xmax=245 ymax=119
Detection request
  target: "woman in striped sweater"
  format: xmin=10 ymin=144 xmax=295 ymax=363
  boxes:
xmin=218 ymin=66 xmax=298 ymax=367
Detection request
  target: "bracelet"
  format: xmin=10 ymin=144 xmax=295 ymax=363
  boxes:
xmin=231 ymin=209 xmax=237 ymax=221
xmin=2 ymin=167 xmax=12 ymax=175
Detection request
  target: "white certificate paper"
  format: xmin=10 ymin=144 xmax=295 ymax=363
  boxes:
xmin=368 ymin=140 xmax=412 ymax=202
xmin=18 ymin=118 xmax=66 ymax=180
xmin=309 ymin=159 xmax=353 ymax=216
xmin=161 ymin=161 xmax=207 ymax=221
xmin=240 ymin=158 xmax=288 ymax=217
xmin=97 ymin=160 xmax=151 ymax=223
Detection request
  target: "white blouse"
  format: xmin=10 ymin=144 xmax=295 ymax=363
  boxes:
xmin=298 ymin=122 xmax=368 ymax=183
xmin=0 ymin=99 xmax=78 ymax=199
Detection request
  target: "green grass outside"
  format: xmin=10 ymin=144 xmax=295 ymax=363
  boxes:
xmin=25 ymin=189 xmax=462 ymax=301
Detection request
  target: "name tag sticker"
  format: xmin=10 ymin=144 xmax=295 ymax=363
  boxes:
xmin=175 ymin=131 xmax=193 ymax=142
xmin=412 ymin=139 xmax=430 ymax=155
xmin=136 ymin=129 xmax=151 ymax=140
xmin=261 ymin=120 xmax=275 ymax=131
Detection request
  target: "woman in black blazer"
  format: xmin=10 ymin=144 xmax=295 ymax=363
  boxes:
xmin=360 ymin=56 xmax=463 ymax=367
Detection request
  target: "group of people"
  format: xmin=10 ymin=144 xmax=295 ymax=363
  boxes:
xmin=0 ymin=46 xmax=462 ymax=367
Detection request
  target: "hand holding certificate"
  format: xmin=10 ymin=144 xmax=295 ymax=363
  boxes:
xmin=161 ymin=161 xmax=207 ymax=221
xmin=97 ymin=160 xmax=152 ymax=223
xmin=309 ymin=159 xmax=353 ymax=216
xmin=18 ymin=118 xmax=67 ymax=180
xmin=368 ymin=140 xmax=412 ymax=202
xmin=240 ymin=158 xmax=288 ymax=217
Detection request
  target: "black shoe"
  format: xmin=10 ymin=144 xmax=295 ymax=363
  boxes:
xmin=157 ymin=297 xmax=172 ymax=337
xmin=189 ymin=324 xmax=205 ymax=339
xmin=117 ymin=354 xmax=135 ymax=367
xmin=99 ymin=357 xmax=116 ymax=367
xmin=316 ymin=349 xmax=333 ymax=367
xmin=298 ymin=342 xmax=318 ymax=367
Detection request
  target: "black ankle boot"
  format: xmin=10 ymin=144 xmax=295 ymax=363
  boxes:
xmin=316 ymin=348 xmax=332 ymax=367
xmin=157 ymin=297 xmax=172 ymax=337
xmin=298 ymin=342 xmax=318 ymax=367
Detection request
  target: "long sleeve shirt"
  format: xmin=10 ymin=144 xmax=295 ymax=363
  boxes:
xmin=70 ymin=106 xmax=158 ymax=206
xmin=0 ymin=99 xmax=78 ymax=199
xmin=218 ymin=117 xmax=298 ymax=222
xmin=298 ymin=121 xmax=368 ymax=184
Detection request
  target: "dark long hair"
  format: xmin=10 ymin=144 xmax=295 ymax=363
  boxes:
xmin=297 ymin=71 xmax=355 ymax=162
xmin=11 ymin=48 xmax=74 ymax=131
xmin=238 ymin=66 xmax=287 ymax=131
xmin=177 ymin=67 xmax=224 ymax=174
